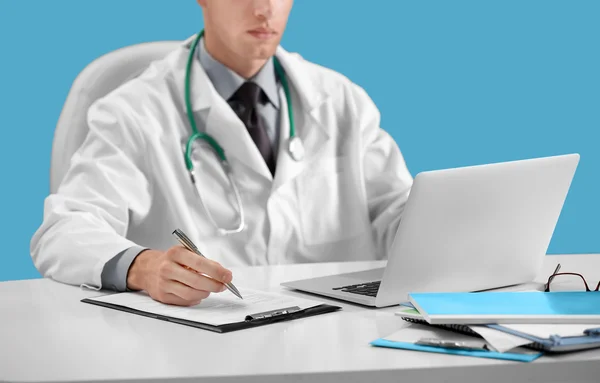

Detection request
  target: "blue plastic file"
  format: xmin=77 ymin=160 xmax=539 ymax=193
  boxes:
xmin=370 ymin=339 xmax=542 ymax=362
xmin=408 ymin=291 xmax=600 ymax=324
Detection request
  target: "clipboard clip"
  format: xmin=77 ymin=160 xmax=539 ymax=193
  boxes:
xmin=245 ymin=306 xmax=301 ymax=321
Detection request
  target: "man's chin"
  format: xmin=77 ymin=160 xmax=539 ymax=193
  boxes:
xmin=243 ymin=38 xmax=279 ymax=57
xmin=249 ymin=46 xmax=278 ymax=60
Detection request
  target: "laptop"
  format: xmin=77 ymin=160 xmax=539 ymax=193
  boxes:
xmin=281 ymin=153 xmax=580 ymax=307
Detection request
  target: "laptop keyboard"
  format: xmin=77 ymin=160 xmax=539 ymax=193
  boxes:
xmin=332 ymin=281 xmax=381 ymax=297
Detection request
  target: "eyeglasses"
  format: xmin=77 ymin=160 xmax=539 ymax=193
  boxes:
xmin=544 ymin=263 xmax=600 ymax=292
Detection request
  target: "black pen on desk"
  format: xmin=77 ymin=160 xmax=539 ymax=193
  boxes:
xmin=172 ymin=229 xmax=243 ymax=300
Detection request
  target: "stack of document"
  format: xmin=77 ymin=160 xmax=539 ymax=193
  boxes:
xmin=371 ymin=322 xmax=543 ymax=362
xmin=371 ymin=291 xmax=600 ymax=361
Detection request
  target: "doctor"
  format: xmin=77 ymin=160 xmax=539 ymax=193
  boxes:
xmin=30 ymin=0 xmax=413 ymax=306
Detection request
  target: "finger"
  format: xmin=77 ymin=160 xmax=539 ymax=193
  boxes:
xmin=165 ymin=280 xmax=211 ymax=302
xmin=172 ymin=249 xmax=233 ymax=283
xmin=159 ymin=293 xmax=204 ymax=307
xmin=166 ymin=264 xmax=227 ymax=293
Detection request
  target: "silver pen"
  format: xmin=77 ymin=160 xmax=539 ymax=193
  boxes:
xmin=416 ymin=338 xmax=490 ymax=351
xmin=172 ymin=229 xmax=243 ymax=300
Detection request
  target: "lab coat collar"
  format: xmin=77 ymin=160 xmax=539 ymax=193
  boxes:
xmin=273 ymin=45 xmax=327 ymax=112
xmin=178 ymin=35 xmax=219 ymax=112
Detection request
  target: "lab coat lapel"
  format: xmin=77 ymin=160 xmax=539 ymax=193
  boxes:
xmin=173 ymin=37 xmax=273 ymax=180
xmin=271 ymin=47 xmax=330 ymax=192
xmin=203 ymin=92 xmax=273 ymax=180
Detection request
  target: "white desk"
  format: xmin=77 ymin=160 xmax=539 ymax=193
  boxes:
xmin=1 ymin=254 xmax=600 ymax=383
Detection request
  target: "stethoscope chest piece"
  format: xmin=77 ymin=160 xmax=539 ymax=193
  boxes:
xmin=288 ymin=136 xmax=304 ymax=162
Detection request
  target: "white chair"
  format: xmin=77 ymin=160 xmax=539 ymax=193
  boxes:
xmin=50 ymin=40 xmax=181 ymax=193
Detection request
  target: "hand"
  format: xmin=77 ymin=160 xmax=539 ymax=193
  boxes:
xmin=126 ymin=246 xmax=233 ymax=306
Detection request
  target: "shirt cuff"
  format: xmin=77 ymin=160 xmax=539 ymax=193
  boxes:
xmin=100 ymin=245 xmax=148 ymax=292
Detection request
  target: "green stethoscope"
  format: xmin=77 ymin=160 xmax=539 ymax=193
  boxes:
xmin=184 ymin=30 xmax=304 ymax=235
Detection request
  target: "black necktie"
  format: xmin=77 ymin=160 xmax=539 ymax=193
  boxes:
xmin=228 ymin=82 xmax=276 ymax=175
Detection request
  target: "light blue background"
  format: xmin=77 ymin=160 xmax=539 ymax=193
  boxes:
xmin=0 ymin=1 xmax=598 ymax=282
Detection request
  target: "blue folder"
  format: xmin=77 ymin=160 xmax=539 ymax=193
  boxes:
xmin=408 ymin=291 xmax=600 ymax=324
xmin=370 ymin=338 xmax=542 ymax=362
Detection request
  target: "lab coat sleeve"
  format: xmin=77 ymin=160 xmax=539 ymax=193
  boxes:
xmin=353 ymin=84 xmax=414 ymax=259
xmin=30 ymin=96 xmax=153 ymax=289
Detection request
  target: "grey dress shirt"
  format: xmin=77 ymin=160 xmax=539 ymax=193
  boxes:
xmin=100 ymin=38 xmax=282 ymax=291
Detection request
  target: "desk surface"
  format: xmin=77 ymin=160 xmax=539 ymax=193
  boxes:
xmin=2 ymin=254 xmax=600 ymax=383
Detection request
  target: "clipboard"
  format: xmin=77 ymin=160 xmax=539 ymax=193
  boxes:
xmin=81 ymin=291 xmax=341 ymax=333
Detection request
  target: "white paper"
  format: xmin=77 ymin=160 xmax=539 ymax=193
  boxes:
xmin=468 ymin=325 xmax=533 ymax=352
xmin=500 ymin=323 xmax=600 ymax=338
xmin=89 ymin=287 xmax=323 ymax=326
xmin=395 ymin=307 xmax=425 ymax=320
xmin=386 ymin=323 xmax=479 ymax=344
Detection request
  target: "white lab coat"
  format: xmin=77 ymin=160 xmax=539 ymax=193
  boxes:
xmin=30 ymin=37 xmax=413 ymax=289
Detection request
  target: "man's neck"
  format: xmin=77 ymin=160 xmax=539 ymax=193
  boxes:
xmin=204 ymin=33 xmax=267 ymax=79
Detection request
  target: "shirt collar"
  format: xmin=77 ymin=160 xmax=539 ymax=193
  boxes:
xmin=198 ymin=37 xmax=280 ymax=108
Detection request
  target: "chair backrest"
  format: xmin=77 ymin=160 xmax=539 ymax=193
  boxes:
xmin=50 ymin=40 xmax=181 ymax=193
